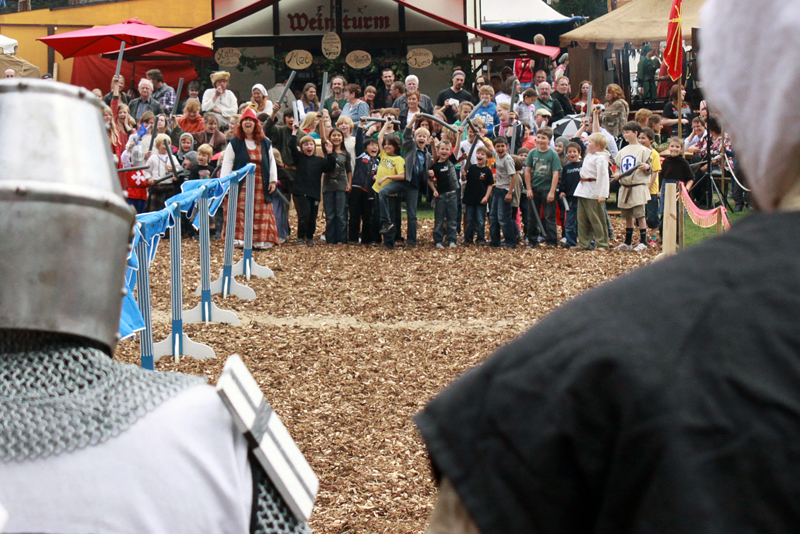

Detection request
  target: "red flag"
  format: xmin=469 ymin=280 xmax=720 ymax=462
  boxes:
xmin=664 ymin=0 xmax=684 ymax=82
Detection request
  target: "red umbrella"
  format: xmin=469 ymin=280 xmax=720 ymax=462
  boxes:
xmin=37 ymin=18 xmax=212 ymax=59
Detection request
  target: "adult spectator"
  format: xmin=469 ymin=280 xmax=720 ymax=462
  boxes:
xmin=128 ymin=78 xmax=164 ymax=121
xmin=297 ymin=83 xmax=320 ymax=122
xmin=246 ymin=83 xmax=272 ymax=114
xmin=363 ymin=85 xmax=377 ymax=110
xmin=571 ymin=80 xmax=601 ymax=115
xmin=662 ymin=84 xmax=691 ymax=137
xmin=656 ymin=59 xmax=676 ymax=99
xmin=389 ymin=81 xmax=405 ymax=105
xmin=533 ymin=82 xmax=565 ymax=123
xmin=264 ymin=100 xmax=297 ymax=183
xmin=699 ymin=99 xmax=709 ymax=121
xmin=4 ymin=69 xmax=15 ymax=78
xmin=599 ymin=83 xmax=629 ymax=138
xmin=201 ymin=71 xmax=237 ymax=129
xmin=494 ymin=76 xmax=519 ymax=106
xmin=533 ymin=69 xmax=548 ymax=88
xmin=103 ymin=75 xmax=128 ymax=106
xmin=266 ymin=73 xmax=297 ymax=122
xmin=638 ymin=46 xmax=660 ymax=99
xmin=219 ymin=107 xmax=279 ymax=249
xmin=375 ymin=68 xmax=396 ymax=109
xmin=684 ymin=117 xmax=707 ymax=154
xmin=554 ymin=53 xmax=569 ymax=81
xmin=392 ymin=75 xmax=433 ymax=115
xmin=146 ymin=69 xmax=175 ymax=115
xmin=399 ymin=90 xmax=424 ymax=130
xmin=192 ymin=112 xmax=227 ymax=155
xmin=323 ymin=75 xmax=347 ymax=115
xmin=340 ymin=84 xmax=369 ymax=123
xmin=574 ymin=107 xmax=619 ymax=158
xmin=552 ymin=76 xmax=575 ymax=115
xmin=436 ymin=70 xmax=473 ymax=124
xmin=471 ymin=74 xmax=488 ymax=105
xmin=513 ymin=57 xmax=535 ymax=88
xmin=174 ymin=80 xmax=200 ymax=115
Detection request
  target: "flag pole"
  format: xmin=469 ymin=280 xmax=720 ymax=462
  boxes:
xmin=677 ymin=74 xmax=684 ymax=139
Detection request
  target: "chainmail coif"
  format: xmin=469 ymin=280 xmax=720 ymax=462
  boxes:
xmin=0 ymin=329 xmax=204 ymax=462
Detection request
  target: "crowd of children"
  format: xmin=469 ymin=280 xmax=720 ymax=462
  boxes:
xmin=109 ymin=67 xmax=700 ymax=252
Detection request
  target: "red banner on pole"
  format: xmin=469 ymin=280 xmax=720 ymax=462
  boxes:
xmin=664 ymin=0 xmax=684 ymax=82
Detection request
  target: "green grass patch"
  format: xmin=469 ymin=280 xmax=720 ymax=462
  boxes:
xmin=682 ymin=209 xmax=749 ymax=247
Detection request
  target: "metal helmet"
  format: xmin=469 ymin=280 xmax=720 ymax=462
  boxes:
xmin=0 ymin=79 xmax=135 ymax=353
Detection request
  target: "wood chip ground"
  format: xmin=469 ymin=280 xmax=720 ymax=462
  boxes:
xmin=116 ymin=217 xmax=655 ymax=533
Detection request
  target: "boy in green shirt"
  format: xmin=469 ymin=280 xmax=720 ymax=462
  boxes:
xmin=523 ymin=126 xmax=562 ymax=247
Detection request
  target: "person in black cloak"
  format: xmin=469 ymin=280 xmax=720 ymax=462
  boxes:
xmin=415 ymin=1 xmax=800 ymax=532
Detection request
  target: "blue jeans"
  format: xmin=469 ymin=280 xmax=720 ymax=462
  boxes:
xmin=323 ymin=190 xmax=347 ymax=244
xmin=564 ymin=197 xmax=578 ymax=247
xmin=379 ymin=180 xmax=418 ymax=246
xmin=433 ymin=191 xmax=458 ymax=245
xmin=489 ymin=187 xmax=516 ymax=248
xmin=464 ymin=204 xmax=487 ymax=243
xmin=529 ymin=189 xmax=557 ymax=245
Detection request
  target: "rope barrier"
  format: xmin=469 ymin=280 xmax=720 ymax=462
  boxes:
xmin=724 ymin=153 xmax=750 ymax=192
xmin=679 ymin=182 xmax=731 ymax=231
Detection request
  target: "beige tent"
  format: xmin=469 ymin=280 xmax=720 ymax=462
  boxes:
xmin=560 ymin=0 xmax=707 ymax=48
xmin=0 ymin=54 xmax=40 ymax=78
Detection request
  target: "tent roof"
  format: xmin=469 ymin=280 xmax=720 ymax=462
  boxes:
xmin=111 ymin=0 xmax=560 ymax=59
xmin=482 ymin=0 xmax=572 ymax=24
xmin=560 ymin=0 xmax=707 ymax=48
xmin=0 ymin=33 xmax=18 ymax=55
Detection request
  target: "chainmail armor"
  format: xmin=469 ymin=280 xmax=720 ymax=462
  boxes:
xmin=0 ymin=329 xmax=205 ymax=462
xmin=251 ymin=460 xmax=312 ymax=534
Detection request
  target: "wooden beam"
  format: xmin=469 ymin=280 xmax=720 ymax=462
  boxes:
xmin=662 ymin=182 xmax=678 ymax=256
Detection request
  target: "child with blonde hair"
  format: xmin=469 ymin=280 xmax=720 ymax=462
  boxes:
xmin=574 ymin=132 xmax=610 ymax=250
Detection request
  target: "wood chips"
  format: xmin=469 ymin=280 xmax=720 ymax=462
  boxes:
xmin=115 ymin=217 xmax=655 ymax=533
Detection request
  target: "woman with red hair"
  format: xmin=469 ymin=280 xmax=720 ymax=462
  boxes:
xmin=219 ymin=107 xmax=280 ymax=249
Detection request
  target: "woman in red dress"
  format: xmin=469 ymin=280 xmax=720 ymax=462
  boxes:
xmin=220 ymin=107 xmax=279 ymax=249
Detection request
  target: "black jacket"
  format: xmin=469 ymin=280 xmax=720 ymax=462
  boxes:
xmin=288 ymin=136 xmax=336 ymax=199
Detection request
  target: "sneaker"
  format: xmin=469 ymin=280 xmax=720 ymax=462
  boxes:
xmin=649 ymin=239 xmax=658 ymax=247
xmin=633 ymin=242 xmax=647 ymax=252
xmin=615 ymin=243 xmax=633 ymax=251
xmin=379 ymin=222 xmax=395 ymax=236
xmin=448 ymin=242 xmax=457 ymax=248
xmin=559 ymin=237 xmax=567 ymax=244
xmin=435 ymin=243 xmax=444 ymax=249
xmin=306 ymin=240 xmax=314 ymax=248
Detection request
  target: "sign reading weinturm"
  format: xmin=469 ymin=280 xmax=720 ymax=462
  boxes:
xmin=213 ymin=0 xmax=465 ymax=38
xmin=286 ymin=5 xmax=394 ymax=32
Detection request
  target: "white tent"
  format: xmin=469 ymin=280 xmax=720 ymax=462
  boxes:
xmin=482 ymin=0 xmax=571 ymax=24
xmin=0 ymin=35 xmax=19 ymax=55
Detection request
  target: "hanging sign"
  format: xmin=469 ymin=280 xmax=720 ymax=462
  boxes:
xmin=345 ymin=50 xmax=371 ymax=69
xmin=321 ymin=32 xmax=342 ymax=59
xmin=406 ymin=48 xmax=434 ymax=69
xmin=215 ymin=47 xmax=242 ymax=67
xmin=285 ymin=49 xmax=313 ymax=70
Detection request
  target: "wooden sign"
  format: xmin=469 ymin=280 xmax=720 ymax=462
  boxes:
xmin=286 ymin=49 xmax=313 ymax=70
xmin=321 ymin=32 xmax=341 ymax=59
xmin=215 ymin=47 xmax=242 ymax=67
xmin=406 ymin=48 xmax=433 ymax=69
xmin=345 ymin=50 xmax=371 ymax=70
